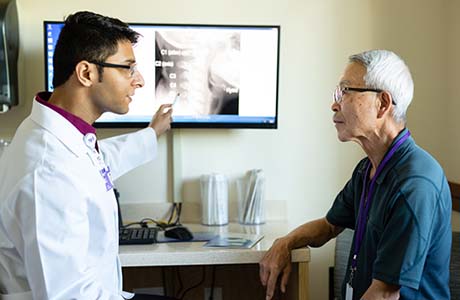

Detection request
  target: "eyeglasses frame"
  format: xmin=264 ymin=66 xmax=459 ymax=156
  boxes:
xmin=334 ymin=86 xmax=396 ymax=105
xmin=89 ymin=61 xmax=138 ymax=78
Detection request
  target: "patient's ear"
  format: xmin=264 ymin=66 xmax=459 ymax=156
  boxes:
xmin=377 ymin=91 xmax=393 ymax=119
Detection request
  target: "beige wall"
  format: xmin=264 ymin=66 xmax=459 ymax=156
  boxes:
xmin=445 ymin=0 xmax=460 ymax=230
xmin=0 ymin=0 xmax=458 ymax=298
xmin=447 ymin=0 xmax=460 ymax=182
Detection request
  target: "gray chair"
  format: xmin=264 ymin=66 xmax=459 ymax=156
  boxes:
xmin=330 ymin=229 xmax=354 ymax=300
xmin=452 ymin=231 xmax=460 ymax=300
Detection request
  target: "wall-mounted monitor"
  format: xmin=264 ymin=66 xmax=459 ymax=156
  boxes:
xmin=44 ymin=22 xmax=280 ymax=129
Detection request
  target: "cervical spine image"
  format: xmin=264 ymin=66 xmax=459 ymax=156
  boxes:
xmin=155 ymin=30 xmax=240 ymax=115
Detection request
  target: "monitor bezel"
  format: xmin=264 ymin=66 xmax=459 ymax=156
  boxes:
xmin=43 ymin=21 xmax=280 ymax=129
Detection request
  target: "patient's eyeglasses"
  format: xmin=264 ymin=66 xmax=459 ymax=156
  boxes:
xmin=333 ymin=86 xmax=395 ymax=105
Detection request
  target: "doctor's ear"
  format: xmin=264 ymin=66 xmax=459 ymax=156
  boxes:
xmin=377 ymin=91 xmax=393 ymax=119
xmin=75 ymin=61 xmax=97 ymax=87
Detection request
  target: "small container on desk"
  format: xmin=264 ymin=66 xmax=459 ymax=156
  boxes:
xmin=200 ymin=173 xmax=228 ymax=226
xmin=237 ymin=169 xmax=266 ymax=225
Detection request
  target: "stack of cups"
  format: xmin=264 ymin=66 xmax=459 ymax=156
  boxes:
xmin=237 ymin=169 xmax=266 ymax=225
xmin=200 ymin=173 xmax=228 ymax=226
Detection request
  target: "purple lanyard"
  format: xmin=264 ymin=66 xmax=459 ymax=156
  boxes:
xmin=350 ymin=130 xmax=411 ymax=274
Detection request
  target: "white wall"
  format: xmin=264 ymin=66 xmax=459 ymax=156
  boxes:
xmin=0 ymin=0 xmax=457 ymax=298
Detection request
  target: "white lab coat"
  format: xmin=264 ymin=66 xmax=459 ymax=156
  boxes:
xmin=0 ymin=99 xmax=158 ymax=299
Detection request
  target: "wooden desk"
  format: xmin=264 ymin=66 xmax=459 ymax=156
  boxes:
xmin=120 ymin=222 xmax=310 ymax=300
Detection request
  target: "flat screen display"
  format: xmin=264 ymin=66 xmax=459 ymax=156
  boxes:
xmin=44 ymin=22 xmax=280 ymax=128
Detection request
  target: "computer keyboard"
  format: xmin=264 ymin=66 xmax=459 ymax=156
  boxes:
xmin=119 ymin=227 xmax=158 ymax=245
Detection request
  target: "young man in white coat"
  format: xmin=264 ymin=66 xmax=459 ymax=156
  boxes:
xmin=0 ymin=11 xmax=178 ymax=300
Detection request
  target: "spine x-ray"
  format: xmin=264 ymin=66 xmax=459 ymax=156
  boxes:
xmin=155 ymin=30 xmax=240 ymax=116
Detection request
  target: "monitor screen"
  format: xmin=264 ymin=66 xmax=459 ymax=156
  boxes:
xmin=44 ymin=22 xmax=280 ymax=128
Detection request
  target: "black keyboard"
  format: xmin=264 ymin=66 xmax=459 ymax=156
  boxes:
xmin=119 ymin=227 xmax=158 ymax=245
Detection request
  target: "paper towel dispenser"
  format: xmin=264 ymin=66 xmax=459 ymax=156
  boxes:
xmin=0 ymin=0 xmax=19 ymax=113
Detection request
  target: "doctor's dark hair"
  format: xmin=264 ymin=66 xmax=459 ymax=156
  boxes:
xmin=52 ymin=11 xmax=140 ymax=88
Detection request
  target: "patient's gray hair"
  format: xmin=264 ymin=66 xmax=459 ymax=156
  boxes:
xmin=349 ymin=50 xmax=414 ymax=123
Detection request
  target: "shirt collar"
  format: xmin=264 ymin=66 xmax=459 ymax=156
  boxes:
xmin=375 ymin=128 xmax=413 ymax=184
xmin=35 ymin=91 xmax=96 ymax=136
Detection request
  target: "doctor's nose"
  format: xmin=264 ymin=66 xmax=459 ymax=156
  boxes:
xmin=132 ymin=70 xmax=145 ymax=89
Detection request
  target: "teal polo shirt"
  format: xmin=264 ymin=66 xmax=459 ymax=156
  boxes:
xmin=326 ymin=128 xmax=452 ymax=300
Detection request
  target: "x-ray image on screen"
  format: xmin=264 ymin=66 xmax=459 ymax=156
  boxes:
xmin=44 ymin=22 xmax=280 ymax=128
xmin=154 ymin=30 xmax=240 ymax=115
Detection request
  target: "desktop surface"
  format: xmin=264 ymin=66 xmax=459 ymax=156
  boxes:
xmin=119 ymin=221 xmax=310 ymax=267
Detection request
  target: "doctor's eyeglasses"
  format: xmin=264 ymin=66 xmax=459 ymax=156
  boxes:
xmin=89 ymin=61 xmax=138 ymax=78
xmin=333 ymin=86 xmax=395 ymax=105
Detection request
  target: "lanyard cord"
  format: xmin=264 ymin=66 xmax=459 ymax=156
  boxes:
xmin=350 ymin=130 xmax=411 ymax=276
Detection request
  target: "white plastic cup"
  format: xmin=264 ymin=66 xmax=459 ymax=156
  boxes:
xmin=237 ymin=173 xmax=265 ymax=225
xmin=200 ymin=173 xmax=228 ymax=226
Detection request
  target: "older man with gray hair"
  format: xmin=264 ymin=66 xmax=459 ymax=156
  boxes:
xmin=259 ymin=50 xmax=452 ymax=300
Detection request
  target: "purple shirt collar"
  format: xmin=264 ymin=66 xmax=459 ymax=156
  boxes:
xmin=35 ymin=91 xmax=96 ymax=136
